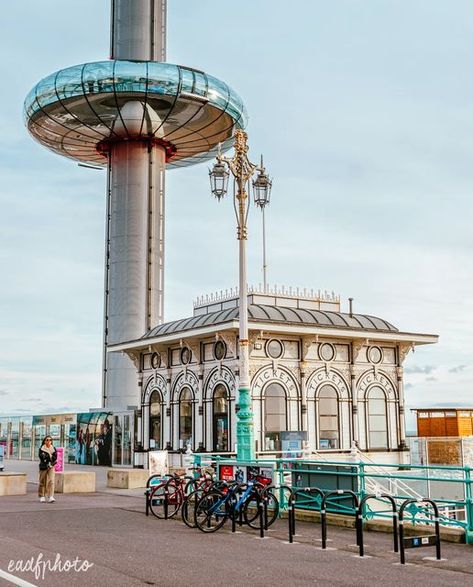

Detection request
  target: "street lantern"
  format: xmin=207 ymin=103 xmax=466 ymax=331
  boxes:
xmin=252 ymin=162 xmax=272 ymax=291
xmin=209 ymin=160 xmax=229 ymax=200
xmin=207 ymin=130 xmax=272 ymax=462
xmin=252 ymin=166 xmax=272 ymax=208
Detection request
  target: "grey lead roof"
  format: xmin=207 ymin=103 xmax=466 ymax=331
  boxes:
xmin=142 ymin=304 xmax=398 ymax=339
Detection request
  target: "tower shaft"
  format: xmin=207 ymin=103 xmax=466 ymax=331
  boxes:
xmin=104 ymin=0 xmax=167 ymax=410
xmin=111 ymin=0 xmax=166 ymax=61
xmin=104 ymin=142 xmax=166 ymax=409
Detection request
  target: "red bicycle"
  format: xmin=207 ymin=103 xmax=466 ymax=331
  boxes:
xmin=148 ymin=470 xmax=215 ymax=520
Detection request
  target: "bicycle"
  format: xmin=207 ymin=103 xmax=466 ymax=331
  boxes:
xmin=194 ymin=481 xmax=279 ymax=533
xmin=181 ymin=479 xmax=225 ymax=528
xmin=148 ymin=473 xmax=193 ymax=519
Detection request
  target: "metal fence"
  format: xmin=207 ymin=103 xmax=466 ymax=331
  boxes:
xmin=193 ymin=453 xmax=473 ymax=544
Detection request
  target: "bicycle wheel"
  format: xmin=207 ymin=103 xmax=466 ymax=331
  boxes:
xmin=195 ymin=491 xmax=227 ymax=533
xmin=244 ymin=491 xmax=279 ymax=529
xmin=181 ymin=489 xmax=202 ymax=528
xmin=149 ymin=482 xmax=182 ymax=519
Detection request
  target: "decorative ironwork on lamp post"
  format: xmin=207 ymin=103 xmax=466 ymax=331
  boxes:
xmin=209 ymin=130 xmax=272 ymax=462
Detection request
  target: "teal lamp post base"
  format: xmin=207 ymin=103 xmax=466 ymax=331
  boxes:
xmin=236 ymin=385 xmax=255 ymax=462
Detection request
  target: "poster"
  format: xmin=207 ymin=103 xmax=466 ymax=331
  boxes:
xmin=0 ymin=443 xmax=4 ymax=470
xmin=218 ymin=463 xmax=274 ymax=486
xmin=76 ymin=412 xmax=112 ymax=466
xmin=54 ymin=447 xmax=64 ymax=472
xmin=281 ymin=431 xmax=307 ymax=459
xmin=219 ymin=465 xmax=234 ymax=481
xmin=149 ymin=450 xmax=168 ymax=477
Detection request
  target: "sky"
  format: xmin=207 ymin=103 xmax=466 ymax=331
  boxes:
xmin=0 ymin=1 xmax=472 ymax=431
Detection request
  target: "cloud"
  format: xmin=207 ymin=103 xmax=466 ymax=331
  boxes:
xmin=425 ymin=377 xmax=437 ymax=382
xmin=404 ymin=383 xmax=413 ymax=390
xmin=404 ymin=365 xmax=436 ymax=374
xmin=0 ymin=390 xmax=8 ymax=396
xmin=449 ymin=365 xmax=467 ymax=374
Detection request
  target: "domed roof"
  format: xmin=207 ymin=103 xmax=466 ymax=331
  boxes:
xmin=143 ymin=303 xmax=398 ymax=339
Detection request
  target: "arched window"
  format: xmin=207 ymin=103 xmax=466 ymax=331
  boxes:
xmin=179 ymin=387 xmax=193 ymax=448
xmin=367 ymin=386 xmax=388 ymax=449
xmin=318 ymin=385 xmax=339 ymax=449
xmin=149 ymin=390 xmax=162 ymax=449
xmin=213 ymin=384 xmax=229 ymax=452
xmin=263 ymin=383 xmax=287 ymax=451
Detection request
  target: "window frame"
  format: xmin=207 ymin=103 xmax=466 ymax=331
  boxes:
xmin=262 ymin=382 xmax=288 ymax=451
xmin=149 ymin=389 xmax=163 ymax=450
xmin=366 ymin=386 xmax=389 ymax=450
xmin=317 ymin=384 xmax=341 ymax=450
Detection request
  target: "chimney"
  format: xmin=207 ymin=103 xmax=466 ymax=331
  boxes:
xmin=348 ymin=297 xmax=354 ymax=317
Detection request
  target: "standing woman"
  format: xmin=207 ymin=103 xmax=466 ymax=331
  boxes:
xmin=38 ymin=435 xmax=57 ymax=503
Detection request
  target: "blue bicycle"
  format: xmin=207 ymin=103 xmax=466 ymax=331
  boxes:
xmin=194 ymin=481 xmax=279 ymax=533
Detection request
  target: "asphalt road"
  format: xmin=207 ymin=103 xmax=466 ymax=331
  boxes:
xmin=1 ymin=486 xmax=473 ymax=587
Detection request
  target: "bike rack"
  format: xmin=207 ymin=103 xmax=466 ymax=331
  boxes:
xmin=162 ymin=475 xmax=187 ymax=520
xmin=144 ymin=474 xmax=169 ymax=517
xmin=288 ymin=487 xmax=324 ymax=544
xmin=357 ymin=493 xmax=398 ymax=557
xmin=399 ymin=498 xmax=441 ymax=565
xmin=163 ymin=476 xmax=177 ymax=520
xmin=321 ymin=490 xmax=360 ymax=550
xmin=260 ymin=484 xmax=290 ymax=533
xmin=228 ymin=482 xmax=266 ymax=538
xmin=230 ymin=483 xmax=246 ymax=534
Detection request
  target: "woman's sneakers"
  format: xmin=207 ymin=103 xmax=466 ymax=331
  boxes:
xmin=39 ymin=497 xmax=46 ymax=503
xmin=48 ymin=497 xmax=55 ymax=503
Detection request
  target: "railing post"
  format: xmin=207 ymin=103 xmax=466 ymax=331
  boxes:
xmin=275 ymin=458 xmax=283 ymax=496
xmin=358 ymin=462 xmax=366 ymax=503
xmin=464 ymin=466 xmax=473 ymax=545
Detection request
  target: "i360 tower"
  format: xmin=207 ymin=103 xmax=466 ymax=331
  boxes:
xmin=24 ymin=1 xmax=247 ymax=410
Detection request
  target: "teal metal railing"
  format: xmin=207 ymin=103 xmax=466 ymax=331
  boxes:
xmin=192 ymin=454 xmax=473 ymax=544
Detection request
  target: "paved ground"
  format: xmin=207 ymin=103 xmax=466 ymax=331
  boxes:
xmin=1 ymin=479 xmax=473 ymax=587
xmin=2 ymin=460 xmax=473 ymax=586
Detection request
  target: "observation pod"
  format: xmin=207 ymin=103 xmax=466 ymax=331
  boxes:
xmin=24 ymin=60 xmax=247 ymax=168
xmin=24 ymin=60 xmax=247 ymax=411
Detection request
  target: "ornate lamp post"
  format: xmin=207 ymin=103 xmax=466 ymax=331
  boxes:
xmin=209 ymin=130 xmax=272 ymax=462
xmin=253 ymin=158 xmax=272 ymax=291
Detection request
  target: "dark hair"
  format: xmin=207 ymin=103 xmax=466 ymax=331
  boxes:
xmin=42 ymin=436 xmax=53 ymax=445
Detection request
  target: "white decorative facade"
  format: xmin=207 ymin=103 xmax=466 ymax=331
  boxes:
xmin=110 ymin=287 xmax=438 ymax=461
